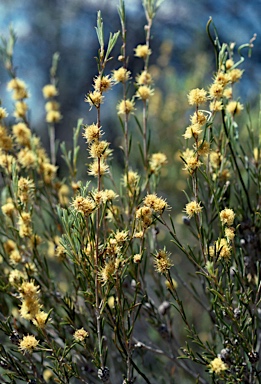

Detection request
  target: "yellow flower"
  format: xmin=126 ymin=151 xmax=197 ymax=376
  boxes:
xmin=7 ymin=78 xmax=28 ymax=100
xmin=112 ymin=67 xmax=131 ymax=83
xmin=88 ymin=159 xmax=109 ymax=177
xmin=19 ymin=334 xmax=39 ymax=354
xmin=182 ymin=153 xmax=202 ymax=174
xmin=225 ymin=227 xmax=235 ymax=241
xmin=215 ymin=238 xmax=231 ymax=260
xmin=42 ymin=84 xmax=58 ymax=99
xmin=136 ymin=70 xmax=152 ymax=85
xmin=209 ymin=356 xmax=227 ymax=374
xmin=83 ymin=123 xmax=102 ymax=143
xmin=42 ymin=163 xmax=57 ymax=184
xmin=18 ymin=212 xmax=32 ymax=238
xmin=45 ymin=101 xmax=60 ymax=112
xmin=225 ymin=59 xmax=234 ymax=69
xmin=0 ymin=107 xmax=8 ymax=119
xmin=228 ymin=68 xmax=243 ymax=83
xmin=226 ymin=101 xmax=243 ymax=115
xmin=136 ymin=206 xmax=153 ymax=228
xmin=214 ymin=71 xmax=230 ymax=86
xmin=209 ymin=100 xmax=223 ymax=112
xmin=9 ymin=249 xmax=22 ymax=264
xmin=133 ymin=254 xmax=142 ymax=263
xmin=187 ymin=88 xmax=207 ymax=105
xmin=114 ymin=230 xmax=129 ymax=243
xmin=117 ymin=99 xmax=135 ymax=115
xmin=183 ymin=123 xmax=202 ymax=139
xmin=209 ymin=83 xmax=224 ymax=99
xmin=17 ymin=148 xmax=37 ymax=169
xmin=149 ymin=152 xmax=167 ymax=173
xmin=89 ymin=141 xmax=108 ymax=158
xmin=71 ymin=196 xmax=96 ymax=216
xmin=2 ymin=202 xmax=15 ymax=216
xmin=58 ymin=184 xmax=70 ymax=206
xmin=196 ymin=140 xmax=210 ymax=156
xmin=134 ymin=44 xmax=151 ymax=59
xmin=0 ymin=126 xmax=13 ymax=151
xmin=19 ymin=280 xmax=39 ymax=299
xmin=32 ymin=311 xmax=49 ymax=329
xmin=18 ymin=177 xmax=35 ymax=204
xmin=14 ymin=101 xmax=28 ymax=119
xmin=85 ymin=91 xmax=104 ymax=108
xmin=143 ymin=194 xmax=169 ymax=213
xmin=98 ymin=260 xmax=115 ymax=285
xmin=220 ymin=208 xmax=235 ymax=226
xmin=74 ymin=328 xmax=89 ymax=342
xmin=223 ymin=87 xmax=233 ymax=99
xmin=12 ymin=122 xmax=31 ymax=146
xmin=9 ymin=269 xmax=26 ymax=285
xmin=136 ymin=85 xmax=154 ymax=101
xmin=20 ymin=298 xmax=41 ymax=320
xmin=93 ymin=75 xmax=112 ymax=93
xmin=184 ymin=201 xmax=203 ymax=218
xmin=154 ymin=249 xmax=173 ymax=274
xmin=190 ymin=111 xmax=207 ymax=125
xmin=46 ymin=110 xmax=62 ymax=123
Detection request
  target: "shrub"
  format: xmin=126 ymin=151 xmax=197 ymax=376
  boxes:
xmin=0 ymin=1 xmax=260 ymax=383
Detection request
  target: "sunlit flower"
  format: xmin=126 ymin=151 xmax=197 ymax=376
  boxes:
xmin=183 ymin=123 xmax=202 ymax=139
xmin=209 ymin=356 xmax=228 ymax=374
xmin=83 ymin=123 xmax=102 ymax=143
xmin=2 ymin=202 xmax=15 ymax=216
xmin=32 ymin=311 xmax=49 ymax=329
xmin=136 ymin=70 xmax=152 ymax=85
xmin=88 ymin=159 xmax=109 ymax=177
xmin=209 ymin=83 xmax=224 ymax=99
xmin=46 ymin=110 xmax=62 ymax=123
xmin=20 ymin=298 xmax=41 ymax=320
xmin=19 ymin=280 xmax=39 ymax=299
xmin=143 ymin=194 xmax=169 ymax=213
xmin=93 ymin=75 xmax=112 ymax=92
xmin=228 ymin=68 xmax=243 ymax=83
xmin=0 ymin=107 xmax=8 ymax=119
xmin=14 ymin=101 xmax=28 ymax=119
xmin=209 ymin=100 xmax=223 ymax=112
xmin=42 ymin=84 xmax=58 ymax=99
xmin=149 ymin=152 xmax=167 ymax=173
xmin=220 ymin=208 xmax=235 ymax=226
xmin=12 ymin=122 xmax=31 ymax=146
xmin=74 ymin=328 xmax=89 ymax=342
xmin=190 ymin=111 xmax=207 ymax=125
xmin=184 ymin=201 xmax=203 ymax=218
xmin=134 ymin=44 xmax=151 ymax=59
xmin=98 ymin=260 xmax=115 ymax=285
xmin=136 ymin=85 xmax=154 ymax=101
xmin=226 ymin=101 xmax=243 ymax=115
xmin=85 ymin=91 xmax=104 ymax=108
xmin=117 ymin=99 xmax=135 ymax=115
xmin=187 ymin=88 xmax=207 ymax=105
xmin=19 ymin=334 xmax=39 ymax=354
xmin=133 ymin=254 xmax=142 ymax=263
xmin=112 ymin=67 xmax=131 ymax=83
xmin=215 ymin=238 xmax=231 ymax=260
xmin=71 ymin=196 xmax=96 ymax=216
xmin=89 ymin=140 xmax=108 ymax=158
xmin=154 ymin=249 xmax=173 ymax=274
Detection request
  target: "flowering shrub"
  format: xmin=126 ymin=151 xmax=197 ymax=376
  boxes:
xmin=0 ymin=1 xmax=260 ymax=383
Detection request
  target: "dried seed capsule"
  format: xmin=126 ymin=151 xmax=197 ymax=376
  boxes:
xmin=98 ymin=367 xmax=110 ymax=382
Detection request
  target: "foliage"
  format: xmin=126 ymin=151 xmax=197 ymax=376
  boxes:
xmin=0 ymin=1 xmax=260 ymax=383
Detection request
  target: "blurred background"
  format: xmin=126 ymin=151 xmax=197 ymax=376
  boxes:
xmin=0 ymin=0 xmax=260 ymax=202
